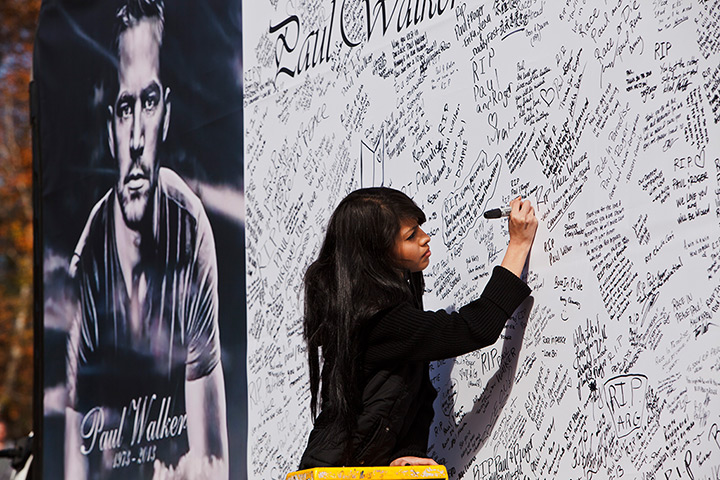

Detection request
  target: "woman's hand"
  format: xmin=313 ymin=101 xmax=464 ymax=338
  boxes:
xmin=500 ymin=196 xmax=538 ymax=278
xmin=389 ymin=456 xmax=439 ymax=466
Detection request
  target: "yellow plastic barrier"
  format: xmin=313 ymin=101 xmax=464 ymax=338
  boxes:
xmin=286 ymin=465 xmax=448 ymax=480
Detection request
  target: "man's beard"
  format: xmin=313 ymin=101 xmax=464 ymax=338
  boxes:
xmin=118 ymin=170 xmax=156 ymax=230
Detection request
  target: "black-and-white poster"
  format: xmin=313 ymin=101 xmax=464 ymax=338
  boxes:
xmin=242 ymin=0 xmax=720 ymax=478
xmin=35 ymin=0 xmax=245 ymax=478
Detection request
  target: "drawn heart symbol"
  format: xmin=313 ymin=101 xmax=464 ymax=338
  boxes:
xmin=540 ymin=87 xmax=555 ymax=106
xmin=488 ymin=111 xmax=498 ymax=128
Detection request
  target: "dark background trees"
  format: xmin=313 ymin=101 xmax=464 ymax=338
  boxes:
xmin=0 ymin=0 xmax=41 ymax=439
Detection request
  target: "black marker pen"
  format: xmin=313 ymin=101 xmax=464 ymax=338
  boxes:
xmin=483 ymin=206 xmax=512 ymax=219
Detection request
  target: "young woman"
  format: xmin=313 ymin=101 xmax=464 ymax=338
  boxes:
xmin=300 ymin=187 xmax=538 ymax=468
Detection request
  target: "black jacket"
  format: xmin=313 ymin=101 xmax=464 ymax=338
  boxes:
xmin=299 ymin=266 xmax=531 ymax=468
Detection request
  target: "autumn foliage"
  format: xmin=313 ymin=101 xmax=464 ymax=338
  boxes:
xmin=0 ymin=0 xmax=41 ymax=438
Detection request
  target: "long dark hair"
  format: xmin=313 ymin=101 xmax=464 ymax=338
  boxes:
xmin=303 ymin=187 xmax=426 ymax=458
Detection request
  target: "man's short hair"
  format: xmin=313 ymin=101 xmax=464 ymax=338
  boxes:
xmin=108 ymin=0 xmax=167 ymax=105
xmin=115 ymin=0 xmax=165 ymax=48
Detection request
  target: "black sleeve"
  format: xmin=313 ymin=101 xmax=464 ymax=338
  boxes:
xmin=364 ymin=266 xmax=531 ymax=366
xmin=185 ymin=207 xmax=221 ymax=381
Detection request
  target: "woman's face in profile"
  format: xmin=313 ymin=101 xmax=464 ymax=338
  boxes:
xmin=393 ymin=218 xmax=431 ymax=272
